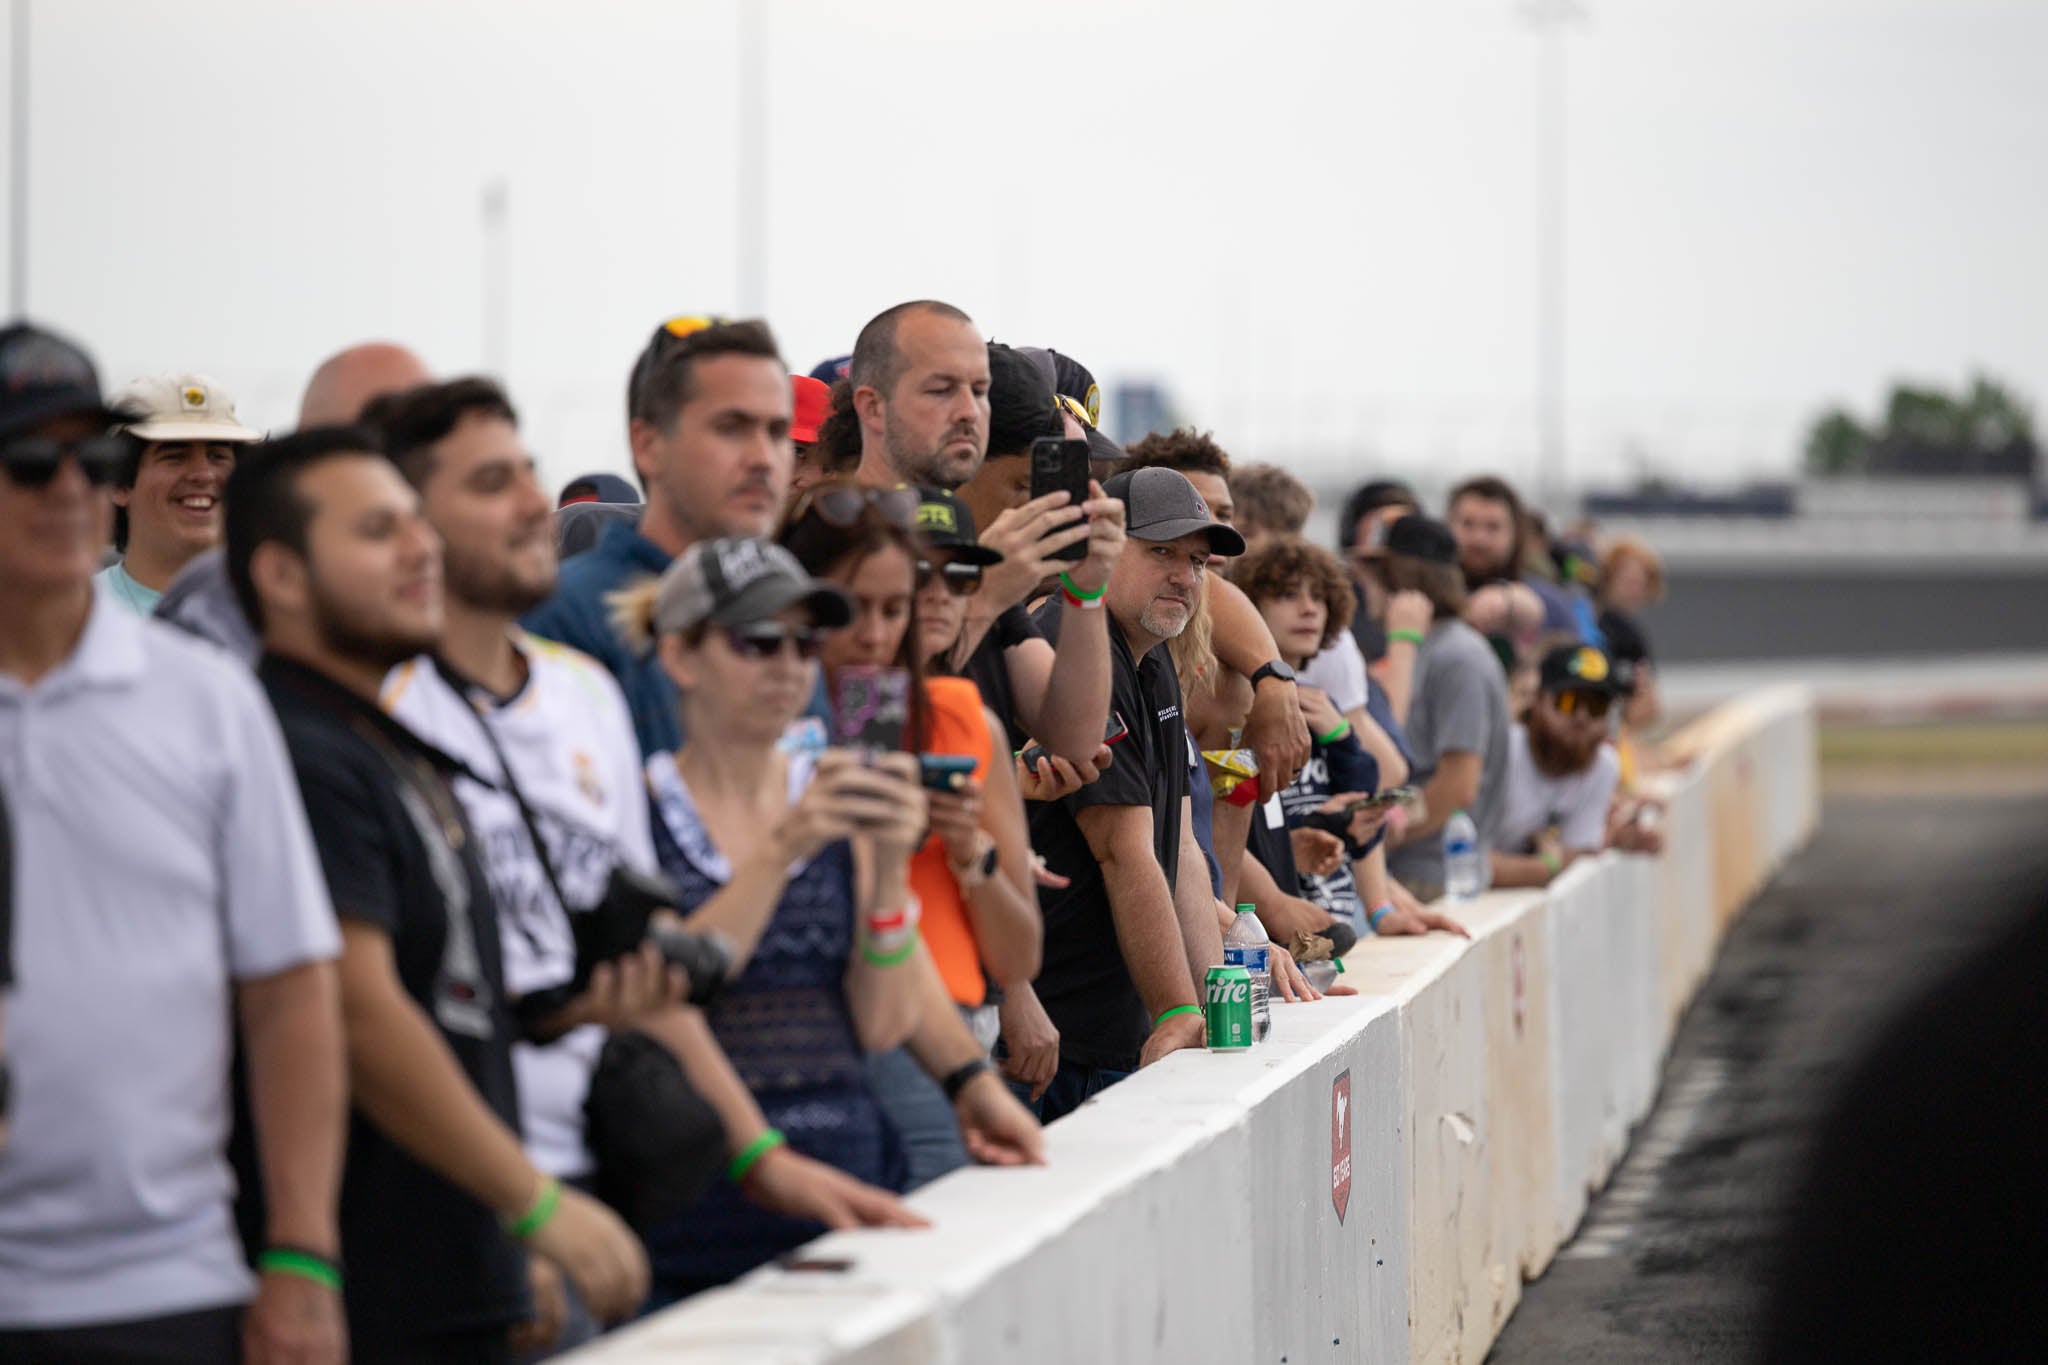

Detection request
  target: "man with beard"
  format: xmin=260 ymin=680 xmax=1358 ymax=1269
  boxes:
xmin=1021 ymin=467 xmax=1246 ymax=1121
xmin=1490 ymin=643 xmax=1623 ymax=888
xmin=374 ymin=380 xmax=921 ymax=1352
xmin=849 ymin=300 xmax=991 ymax=492
xmin=523 ymin=315 xmax=791 ymax=757
xmin=228 ymin=428 xmax=650 ymax=1360
xmin=1445 ymin=475 xmax=1578 ymax=640
xmin=0 ymin=325 xmax=346 ymax=1365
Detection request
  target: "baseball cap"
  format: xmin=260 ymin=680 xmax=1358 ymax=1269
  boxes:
xmin=559 ymin=472 xmax=642 ymax=507
xmin=0 ymin=322 xmax=134 ymax=441
xmin=913 ymin=487 xmax=1002 ymax=566
xmin=810 ymin=354 xmax=852 ymax=384
xmin=1539 ymin=643 xmax=1622 ymax=697
xmin=1103 ymin=466 xmax=1247 ymax=556
xmin=654 ymin=536 xmax=853 ymax=636
xmin=1383 ymin=514 xmax=1457 ymax=566
xmin=1055 ymin=393 xmax=1125 ymax=468
xmin=791 ymin=374 xmax=832 ymax=445
xmin=1338 ymin=479 xmax=1420 ymax=551
xmin=1016 ymin=346 xmax=1101 ymax=425
xmin=112 ymin=372 xmax=262 ymax=444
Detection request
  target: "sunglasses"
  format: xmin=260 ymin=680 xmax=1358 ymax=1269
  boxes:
xmin=0 ymin=435 xmax=131 ymax=488
xmin=916 ymin=558 xmax=983 ymax=598
xmin=720 ymin=621 xmax=824 ymax=661
xmin=1552 ymin=689 xmax=1614 ymax=720
xmin=791 ymin=482 xmax=919 ymax=531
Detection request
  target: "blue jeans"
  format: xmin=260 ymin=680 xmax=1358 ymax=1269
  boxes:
xmin=1010 ymin=1059 xmax=1132 ymax=1124
xmin=865 ymin=1045 xmax=970 ymax=1190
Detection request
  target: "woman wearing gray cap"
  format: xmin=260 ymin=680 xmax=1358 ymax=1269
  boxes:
xmin=609 ymin=537 xmax=933 ymax=1302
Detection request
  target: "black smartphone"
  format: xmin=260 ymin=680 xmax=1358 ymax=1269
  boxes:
xmin=830 ymin=666 xmax=911 ymax=752
xmin=918 ymin=753 xmax=976 ymax=792
xmin=1019 ymin=711 xmax=1128 ymax=774
xmin=1028 ymin=436 xmax=1093 ymax=563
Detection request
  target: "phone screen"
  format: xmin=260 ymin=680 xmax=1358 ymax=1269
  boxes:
xmin=830 ymin=666 xmax=911 ymax=751
xmin=1028 ymin=437 xmax=1093 ymax=563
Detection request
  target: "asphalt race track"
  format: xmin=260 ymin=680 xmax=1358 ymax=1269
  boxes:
xmin=1488 ymin=790 xmax=2048 ymax=1362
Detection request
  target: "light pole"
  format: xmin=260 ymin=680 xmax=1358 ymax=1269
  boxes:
xmin=481 ymin=177 xmax=508 ymax=378
xmin=735 ymin=0 xmax=766 ymax=317
xmin=1523 ymin=0 xmax=1584 ymax=509
xmin=9 ymin=0 xmax=28 ymax=317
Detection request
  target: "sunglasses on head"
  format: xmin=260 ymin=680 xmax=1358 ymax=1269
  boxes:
xmin=916 ymin=558 xmax=983 ymax=598
xmin=720 ymin=621 xmax=824 ymax=661
xmin=1552 ymin=689 xmax=1613 ymax=720
xmin=0 ymin=434 xmax=131 ymax=488
xmin=791 ymin=483 xmax=919 ymax=531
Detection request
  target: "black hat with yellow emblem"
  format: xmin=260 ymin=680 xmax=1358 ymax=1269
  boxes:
xmin=1538 ymin=643 xmax=1622 ymax=697
xmin=913 ymin=487 xmax=1003 ymax=566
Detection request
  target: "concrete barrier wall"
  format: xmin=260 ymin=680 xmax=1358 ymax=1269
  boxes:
xmin=576 ymin=685 xmax=1818 ymax=1364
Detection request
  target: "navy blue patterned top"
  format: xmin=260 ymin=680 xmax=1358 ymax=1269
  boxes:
xmin=639 ymin=750 xmax=905 ymax=1297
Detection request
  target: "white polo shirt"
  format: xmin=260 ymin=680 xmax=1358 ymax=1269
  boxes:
xmin=384 ymin=632 xmax=656 ymax=1178
xmin=0 ymin=597 xmax=340 ymax=1329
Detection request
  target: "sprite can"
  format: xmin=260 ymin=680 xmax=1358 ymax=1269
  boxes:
xmin=1205 ymin=965 xmax=1254 ymax=1050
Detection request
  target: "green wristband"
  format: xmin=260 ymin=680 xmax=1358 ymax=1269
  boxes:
xmin=1540 ymin=848 xmax=1563 ymax=875
xmin=727 ymin=1128 xmax=787 ymax=1185
xmin=1316 ymin=719 xmax=1351 ymax=746
xmin=861 ymin=933 xmax=920 ymax=967
xmin=1154 ymin=1003 xmax=1202 ymax=1029
xmin=1387 ymin=628 xmax=1426 ymax=648
xmin=1057 ymin=571 xmax=1106 ymax=602
xmin=504 ymin=1176 xmax=561 ymax=1240
xmin=256 ymin=1248 xmax=342 ymax=1292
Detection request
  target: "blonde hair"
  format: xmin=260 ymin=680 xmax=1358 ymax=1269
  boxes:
xmin=605 ymin=574 xmax=663 ymax=656
xmin=1600 ymin=536 xmax=1666 ymax=604
xmin=1169 ymin=578 xmax=1218 ymax=701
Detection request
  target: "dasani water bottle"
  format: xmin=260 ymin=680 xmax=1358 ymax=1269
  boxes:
xmin=1221 ymin=904 xmax=1273 ymax=1042
xmin=1444 ymin=809 xmax=1487 ymax=901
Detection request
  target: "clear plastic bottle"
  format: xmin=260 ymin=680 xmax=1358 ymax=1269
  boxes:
xmin=1221 ymin=904 xmax=1272 ymax=1042
xmin=1444 ymin=809 xmax=1487 ymax=901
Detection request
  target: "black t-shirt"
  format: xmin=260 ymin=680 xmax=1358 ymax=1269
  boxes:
xmin=1245 ymin=793 xmax=1303 ymax=900
xmin=258 ymin=655 xmax=527 ymax=1347
xmin=1025 ymin=599 xmax=1188 ymax=1072
xmin=962 ymin=603 xmax=1043 ymax=751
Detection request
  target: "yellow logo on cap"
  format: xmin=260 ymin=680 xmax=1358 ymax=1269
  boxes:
xmin=916 ymin=503 xmax=957 ymax=534
xmin=1083 ymin=383 xmax=1102 ymax=426
xmin=182 ymin=386 xmax=206 ymax=409
xmin=1571 ymin=647 xmax=1609 ymax=682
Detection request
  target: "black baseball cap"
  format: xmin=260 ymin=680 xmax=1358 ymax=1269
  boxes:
xmin=1016 ymin=346 xmax=1101 ymax=425
xmin=0 ymin=322 xmax=134 ymax=441
xmin=913 ymin=487 xmax=1002 ymax=566
xmin=1538 ymin=643 xmax=1622 ymax=697
xmin=1383 ymin=514 xmax=1457 ymax=566
xmin=986 ymin=343 xmax=1061 ymax=459
xmin=1103 ymin=466 xmax=1246 ymax=556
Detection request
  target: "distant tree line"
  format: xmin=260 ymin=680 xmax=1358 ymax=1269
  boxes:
xmin=1804 ymin=375 xmax=2037 ymax=478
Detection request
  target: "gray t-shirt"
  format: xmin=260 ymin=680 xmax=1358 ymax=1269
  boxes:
xmin=1386 ymin=618 xmax=1510 ymax=894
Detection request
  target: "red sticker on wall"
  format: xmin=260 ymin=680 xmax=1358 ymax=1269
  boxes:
xmin=1331 ymin=1068 xmax=1353 ymax=1222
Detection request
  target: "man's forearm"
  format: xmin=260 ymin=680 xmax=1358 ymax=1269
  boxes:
xmin=238 ymin=960 xmax=348 ymax=1254
xmin=1172 ymin=821 xmax=1227 ymax=993
xmin=1030 ymin=606 xmax=1111 ymax=763
xmin=1206 ymin=576 xmax=1277 ymax=675
xmin=1210 ymin=795 xmax=1255 ymax=911
xmin=340 ymin=934 xmax=538 ymax=1218
xmin=1100 ymin=849 xmax=1202 ymax=1019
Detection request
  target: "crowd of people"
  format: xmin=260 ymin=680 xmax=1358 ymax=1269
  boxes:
xmin=0 ymin=304 xmax=1673 ymax=1363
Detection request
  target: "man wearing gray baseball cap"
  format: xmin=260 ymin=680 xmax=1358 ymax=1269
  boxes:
xmin=1016 ymin=466 xmax=1249 ymax=1120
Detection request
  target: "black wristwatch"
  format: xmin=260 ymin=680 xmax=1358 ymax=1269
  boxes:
xmin=1249 ymin=659 xmax=1298 ymax=689
xmin=941 ymin=1056 xmax=994 ymax=1103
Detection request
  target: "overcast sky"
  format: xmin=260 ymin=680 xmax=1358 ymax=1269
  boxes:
xmin=14 ymin=0 xmax=2047 ymax=498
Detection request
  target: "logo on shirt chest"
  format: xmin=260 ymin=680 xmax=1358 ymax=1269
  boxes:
xmin=572 ymin=750 xmax=605 ymax=808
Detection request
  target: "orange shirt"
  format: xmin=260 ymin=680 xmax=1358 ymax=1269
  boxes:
xmin=911 ymin=677 xmax=997 ymax=1007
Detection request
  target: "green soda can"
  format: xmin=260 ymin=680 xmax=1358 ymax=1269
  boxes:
xmin=1205 ymin=965 xmax=1254 ymax=1050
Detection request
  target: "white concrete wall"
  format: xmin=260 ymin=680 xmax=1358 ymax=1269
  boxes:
xmin=574 ymin=685 xmax=1817 ymax=1365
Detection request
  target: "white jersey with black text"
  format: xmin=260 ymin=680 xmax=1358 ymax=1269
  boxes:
xmin=384 ymin=632 xmax=657 ymax=1178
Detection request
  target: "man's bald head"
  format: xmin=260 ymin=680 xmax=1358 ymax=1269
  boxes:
xmin=298 ymin=342 xmax=432 ymax=427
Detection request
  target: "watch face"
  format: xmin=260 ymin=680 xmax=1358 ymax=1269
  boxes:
xmin=1258 ymin=659 xmax=1297 ymax=684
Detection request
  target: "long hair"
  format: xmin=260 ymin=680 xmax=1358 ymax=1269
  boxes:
xmin=779 ymin=479 xmax=932 ymax=749
xmin=1169 ymin=578 xmax=1217 ymax=702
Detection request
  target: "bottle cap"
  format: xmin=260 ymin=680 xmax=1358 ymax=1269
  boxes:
xmin=1234 ymin=903 xmax=1256 ymax=914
